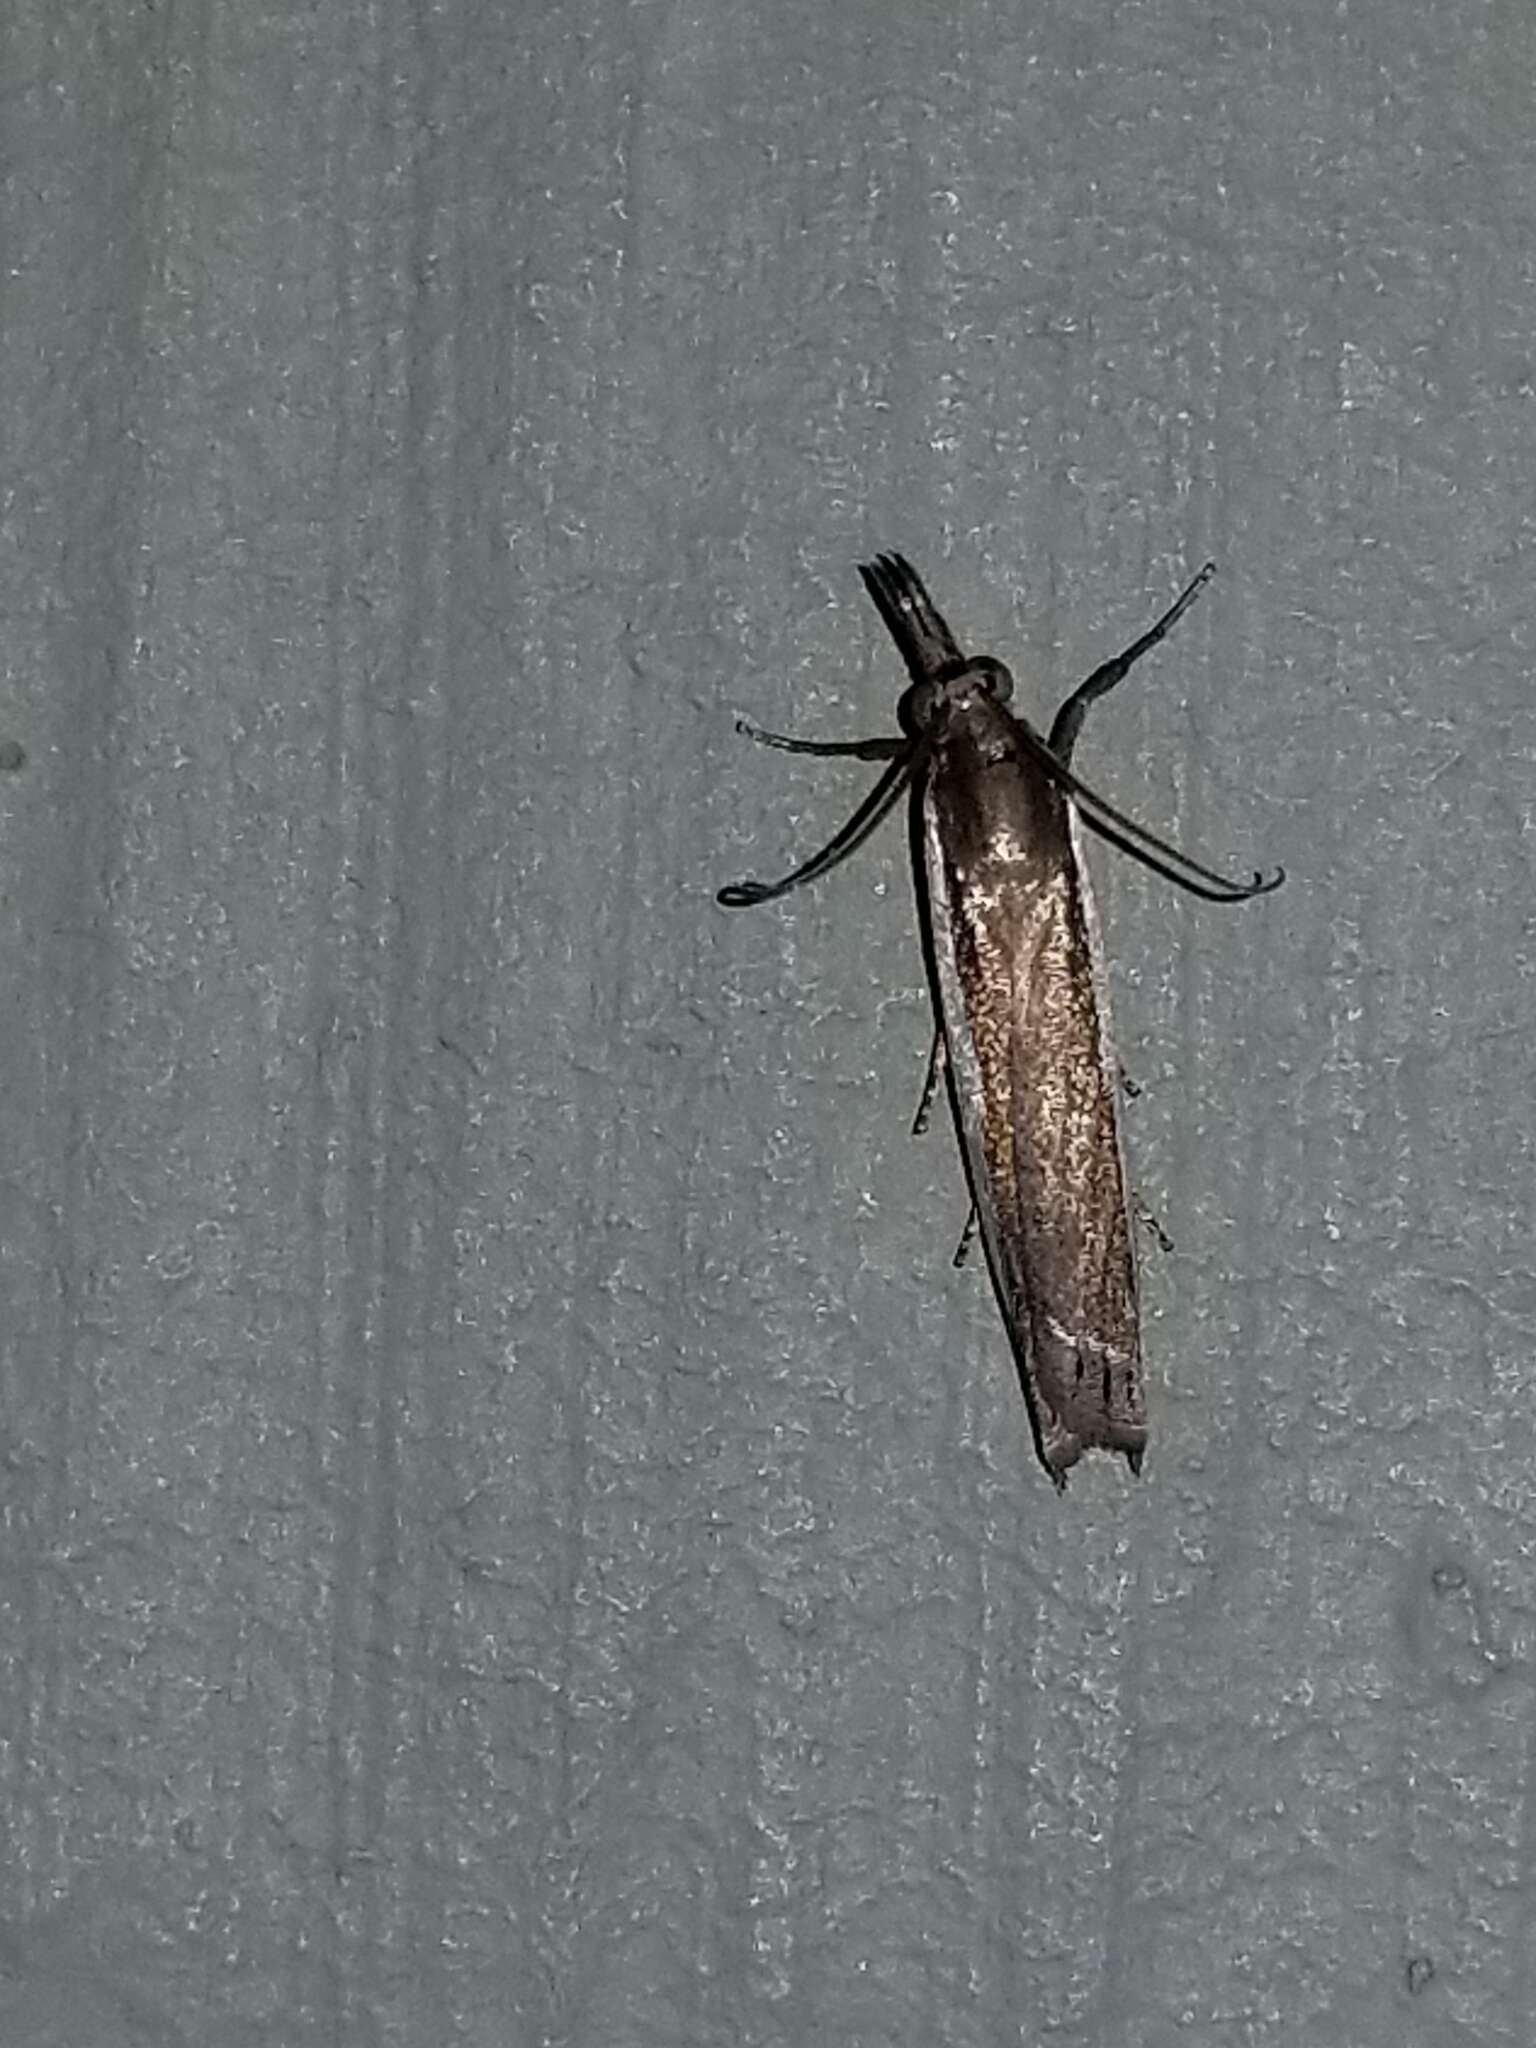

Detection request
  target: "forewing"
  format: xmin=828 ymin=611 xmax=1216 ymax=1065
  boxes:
xmin=921 ymin=701 xmax=1145 ymax=1480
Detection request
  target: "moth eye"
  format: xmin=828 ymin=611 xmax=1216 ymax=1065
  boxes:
xmin=899 ymin=680 xmax=938 ymax=734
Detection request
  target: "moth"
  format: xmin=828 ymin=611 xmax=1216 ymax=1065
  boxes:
xmin=718 ymin=554 xmax=1282 ymax=1485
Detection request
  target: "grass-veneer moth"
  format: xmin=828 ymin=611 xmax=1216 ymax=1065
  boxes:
xmin=718 ymin=554 xmax=1282 ymax=1486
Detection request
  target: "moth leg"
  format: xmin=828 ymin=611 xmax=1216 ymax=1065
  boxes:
xmin=952 ymin=1205 xmax=979 ymax=1269
xmin=1134 ymin=1194 xmax=1174 ymax=1255
xmin=912 ymin=1027 xmax=946 ymax=1135
xmin=1048 ymin=561 xmax=1216 ymax=764
xmin=1118 ymin=1060 xmax=1142 ymax=1100
xmin=717 ymin=744 xmax=916 ymax=907
xmin=735 ymin=718 xmax=905 ymax=762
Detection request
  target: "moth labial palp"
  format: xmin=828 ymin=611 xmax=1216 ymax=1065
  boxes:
xmin=717 ymin=552 xmax=1282 ymax=1487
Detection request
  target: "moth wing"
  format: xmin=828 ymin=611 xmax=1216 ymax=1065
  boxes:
xmin=921 ymin=746 xmax=1146 ymax=1482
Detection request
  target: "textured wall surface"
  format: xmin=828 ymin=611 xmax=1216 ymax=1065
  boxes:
xmin=2 ymin=2 xmax=1532 ymax=2043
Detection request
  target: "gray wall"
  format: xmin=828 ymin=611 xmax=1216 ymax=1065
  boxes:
xmin=1 ymin=1 xmax=1530 ymax=2042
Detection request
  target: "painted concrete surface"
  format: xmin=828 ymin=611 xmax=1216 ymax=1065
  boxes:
xmin=1 ymin=2 xmax=1532 ymax=2042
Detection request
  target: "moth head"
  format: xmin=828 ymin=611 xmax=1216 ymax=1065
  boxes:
xmin=962 ymin=656 xmax=1014 ymax=704
xmin=897 ymin=656 xmax=1014 ymax=737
